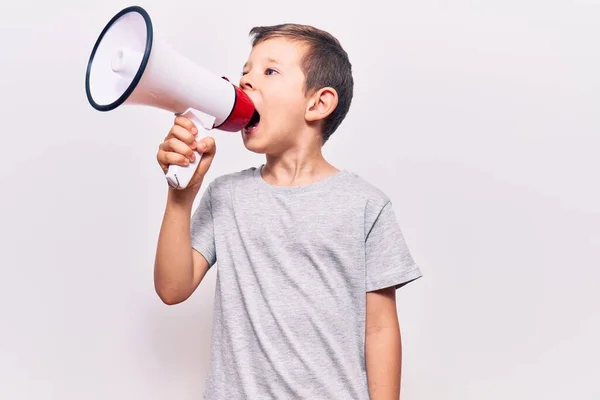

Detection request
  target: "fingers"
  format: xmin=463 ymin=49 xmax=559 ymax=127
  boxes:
xmin=157 ymin=120 xmax=199 ymax=170
xmin=157 ymin=150 xmax=190 ymax=171
xmin=157 ymin=139 xmax=195 ymax=173
xmin=162 ymin=137 xmax=196 ymax=161
xmin=157 ymin=116 xmax=216 ymax=182
xmin=174 ymin=116 xmax=198 ymax=135
xmin=157 ymin=136 xmax=215 ymax=171
xmin=168 ymin=124 xmax=197 ymax=149
xmin=195 ymin=136 xmax=216 ymax=156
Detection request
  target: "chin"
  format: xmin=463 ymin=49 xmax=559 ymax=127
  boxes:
xmin=243 ymin=143 xmax=268 ymax=155
xmin=242 ymin=121 xmax=286 ymax=156
xmin=242 ymin=132 xmax=268 ymax=154
xmin=243 ymin=139 xmax=285 ymax=157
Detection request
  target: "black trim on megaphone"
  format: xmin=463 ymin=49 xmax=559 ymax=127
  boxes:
xmin=85 ymin=5 xmax=153 ymax=112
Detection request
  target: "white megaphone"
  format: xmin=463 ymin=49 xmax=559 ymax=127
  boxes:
xmin=85 ymin=5 xmax=257 ymax=190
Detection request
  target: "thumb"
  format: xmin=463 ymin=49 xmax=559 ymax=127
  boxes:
xmin=194 ymin=137 xmax=216 ymax=177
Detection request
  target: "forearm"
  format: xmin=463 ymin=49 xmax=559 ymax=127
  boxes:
xmin=154 ymin=187 xmax=200 ymax=304
xmin=365 ymin=325 xmax=402 ymax=400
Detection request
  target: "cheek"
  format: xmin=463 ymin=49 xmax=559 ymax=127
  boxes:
xmin=268 ymin=94 xmax=305 ymax=124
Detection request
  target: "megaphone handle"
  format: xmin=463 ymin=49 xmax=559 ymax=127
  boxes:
xmin=165 ymin=108 xmax=216 ymax=190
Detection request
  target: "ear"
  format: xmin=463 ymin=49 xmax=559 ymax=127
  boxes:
xmin=305 ymin=87 xmax=338 ymax=122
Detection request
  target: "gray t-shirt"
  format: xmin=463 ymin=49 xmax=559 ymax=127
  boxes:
xmin=190 ymin=165 xmax=422 ymax=399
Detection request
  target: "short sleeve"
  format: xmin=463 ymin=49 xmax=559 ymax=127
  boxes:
xmin=365 ymin=201 xmax=422 ymax=292
xmin=190 ymin=182 xmax=217 ymax=267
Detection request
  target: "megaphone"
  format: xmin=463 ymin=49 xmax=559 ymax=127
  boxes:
xmin=85 ymin=5 xmax=256 ymax=189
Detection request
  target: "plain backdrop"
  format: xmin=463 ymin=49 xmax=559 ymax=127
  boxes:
xmin=1 ymin=0 xmax=599 ymax=399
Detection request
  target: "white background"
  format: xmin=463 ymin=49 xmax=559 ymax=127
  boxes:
xmin=1 ymin=0 xmax=598 ymax=399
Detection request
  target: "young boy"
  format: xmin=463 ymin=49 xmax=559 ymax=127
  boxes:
xmin=154 ymin=24 xmax=422 ymax=399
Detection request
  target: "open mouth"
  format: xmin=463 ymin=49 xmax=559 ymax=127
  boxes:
xmin=245 ymin=110 xmax=261 ymax=130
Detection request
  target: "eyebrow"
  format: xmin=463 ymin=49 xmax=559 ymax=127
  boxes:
xmin=243 ymin=58 xmax=282 ymax=70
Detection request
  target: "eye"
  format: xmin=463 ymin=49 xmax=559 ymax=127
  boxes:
xmin=265 ymin=68 xmax=278 ymax=76
xmin=241 ymin=71 xmax=248 ymax=76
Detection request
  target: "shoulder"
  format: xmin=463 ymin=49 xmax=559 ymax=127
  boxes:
xmin=342 ymin=170 xmax=391 ymax=207
xmin=340 ymin=170 xmax=398 ymax=230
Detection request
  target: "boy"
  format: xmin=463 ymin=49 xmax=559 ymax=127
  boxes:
xmin=154 ymin=24 xmax=422 ymax=399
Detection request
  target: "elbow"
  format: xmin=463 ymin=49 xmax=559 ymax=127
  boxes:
xmin=153 ymin=262 xmax=196 ymax=305
xmin=158 ymin=293 xmax=183 ymax=305
xmin=154 ymin=285 xmax=189 ymax=306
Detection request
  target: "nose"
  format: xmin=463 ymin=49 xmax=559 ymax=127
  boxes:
xmin=240 ymin=73 xmax=253 ymax=91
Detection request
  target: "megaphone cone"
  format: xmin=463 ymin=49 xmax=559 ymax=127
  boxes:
xmin=85 ymin=5 xmax=255 ymax=189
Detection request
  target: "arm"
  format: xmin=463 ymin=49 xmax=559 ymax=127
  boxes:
xmin=153 ymin=187 xmax=210 ymax=305
xmin=365 ymin=286 xmax=402 ymax=400
xmin=153 ymin=116 xmax=217 ymax=306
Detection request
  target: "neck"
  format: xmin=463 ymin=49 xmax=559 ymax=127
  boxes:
xmin=261 ymin=142 xmax=339 ymax=187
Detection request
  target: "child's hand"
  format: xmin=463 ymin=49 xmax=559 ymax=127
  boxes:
xmin=157 ymin=115 xmax=216 ymax=189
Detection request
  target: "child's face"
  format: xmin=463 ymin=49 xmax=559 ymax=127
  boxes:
xmin=239 ymin=37 xmax=312 ymax=154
